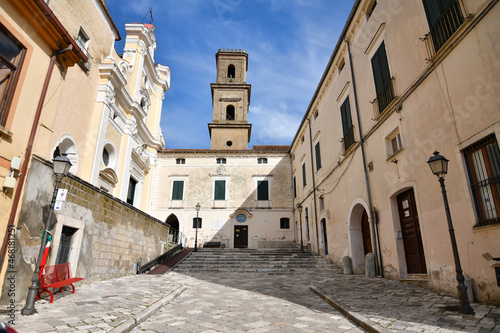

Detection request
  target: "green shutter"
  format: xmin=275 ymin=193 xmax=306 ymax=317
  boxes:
xmin=315 ymin=142 xmax=322 ymax=170
xmin=257 ymin=180 xmax=269 ymax=200
xmin=341 ymin=97 xmax=352 ymax=136
xmin=371 ymin=42 xmax=391 ymax=96
xmin=214 ymin=180 xmax=226 ymax=200
xmin=302 ymin=163 xmax=307 ymax=187
xmin=172 ymin=181 xmax=184 ymax=200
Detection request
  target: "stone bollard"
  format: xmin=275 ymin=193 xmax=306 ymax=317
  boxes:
xmin=365 ymin=253 xmax=376 ymax=278
xmin=342 ymin=256 xmax=353 ymax=275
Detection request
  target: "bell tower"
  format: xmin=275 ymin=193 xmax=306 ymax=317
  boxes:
xmin=209 ymin=49 xmax=252 ymax=150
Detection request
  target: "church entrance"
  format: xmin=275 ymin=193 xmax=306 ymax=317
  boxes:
xmin=234 ymin=225 xmax=248 ymax=248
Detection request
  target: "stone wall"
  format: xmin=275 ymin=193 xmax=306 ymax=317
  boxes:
xmin=1 ymin=156 xmax=170 ymax=304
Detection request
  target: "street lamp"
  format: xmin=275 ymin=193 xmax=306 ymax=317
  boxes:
xmin=297 ymin=204 xmax=304 ymax=252
xmin=194 ymin=203 xmax=200 ymax=252
xmin=427 ymin=151 xmax=474 ymax=315
xmin=22 ymin=154 xmax=72 ymax=315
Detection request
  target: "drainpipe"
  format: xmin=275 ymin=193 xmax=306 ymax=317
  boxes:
xmin=344 ymin=37 xmax=383 ymax=277
xmin=0 ymin=46 xmax=73 ymax=272
xmin=307 ymin=119 xmax=320 ymax=255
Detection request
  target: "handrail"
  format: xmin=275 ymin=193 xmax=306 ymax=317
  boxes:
xmin=137 ymin=243 xmax=183 ymax=274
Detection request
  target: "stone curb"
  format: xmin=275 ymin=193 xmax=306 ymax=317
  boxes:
xmin=310 ymin=285 xmax=392 ymax=333
xmin=109 ymin=285 xmax=187 ymax=333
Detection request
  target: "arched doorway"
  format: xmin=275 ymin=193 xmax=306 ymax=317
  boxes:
xmin=321 ymin=218 xmax=328 ymax=255
xmin=348 ymin=201 xmax=371 ymax=273
xmin=166 ymin=214 xmax=179 ymax=243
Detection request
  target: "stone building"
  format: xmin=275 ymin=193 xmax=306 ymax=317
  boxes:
xmin=151 ymin=50 xmax=295 ymax=249
xmin=0 ymin=0 xmax=170 ymax=304
xmin=291 ymin=0 xmax=499 ymax=304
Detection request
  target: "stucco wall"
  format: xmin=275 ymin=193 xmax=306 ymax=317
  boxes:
xmin=0 ymin=156 xmax=169 ymax=305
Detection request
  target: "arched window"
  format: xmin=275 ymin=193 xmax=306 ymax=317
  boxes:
xmin=226 ymin=105 xmax=235 ymax=120
xmin=227 ymin=64 xmax=235 ymax=79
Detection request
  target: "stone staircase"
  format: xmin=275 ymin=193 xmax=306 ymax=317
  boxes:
xmin=172 ymin=248 xmax=343 ymax=275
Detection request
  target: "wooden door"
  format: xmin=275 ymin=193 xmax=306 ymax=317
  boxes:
xmin=234 ymin=226 xmax=248 ymax=248
xmin=397 ymin=189 xmax=427 ymax=273
xmin=321 ymin=219 xmax=328 ymax=255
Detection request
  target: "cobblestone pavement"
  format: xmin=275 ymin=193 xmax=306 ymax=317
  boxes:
xmin=130 ymin=272 xmax=364 ymax=333
xmin=2 ymin=274 xmax=185 ymax=333
xmin=2 ymin=264 xmax=499 ymax=332
xmin=312 ymin=273 xmax=500 ymax=333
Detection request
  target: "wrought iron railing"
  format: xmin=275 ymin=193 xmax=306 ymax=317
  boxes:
xmin=423 ymin=0 xmax=466 ymax=59
xmin=343 ymin=126 xmax=355 ymax=152
xmin=371 ymin=78 xmax=395 ymax=117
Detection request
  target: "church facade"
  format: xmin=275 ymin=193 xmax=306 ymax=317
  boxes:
xmin=150 ymin=50 xmax=294 ymax=249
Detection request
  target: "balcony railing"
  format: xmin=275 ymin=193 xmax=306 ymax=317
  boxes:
xmin=343 ymin=126 xmax=355 ymax=152
xmin=423 ymin=0 xmax=466 ymax=59
xmin=371 ymin=77 xmax=395 ymax=117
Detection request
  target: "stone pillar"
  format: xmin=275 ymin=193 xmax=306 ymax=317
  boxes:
xmin=342 ymin=256 xmax=353 ymax=275
xmin=365 ymin=253 xmax=376 ymax=278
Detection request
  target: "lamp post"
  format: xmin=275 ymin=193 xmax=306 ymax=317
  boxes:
xmin=194 ymin=203 xmax=200 ymax=252
xmin=22 ymin=154 xmax=72 ymax=315
xmin=297 ymin=204 xmax=304 ymax=252
xmin=427 ymin=151 xmax=474 ymax=315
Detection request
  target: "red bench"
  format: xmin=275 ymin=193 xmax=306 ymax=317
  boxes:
xmin=36 ymin=262 xmax=84 ymax=303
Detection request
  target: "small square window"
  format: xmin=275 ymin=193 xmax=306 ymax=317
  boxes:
xmin=217 ymin=158 xmax=226 ymax=164
xmin=193 ymin=217 xmax=202 ymax=228
xmin=280 ymin=217 xmax=290 ymax=229
xmin=176 ymin=158 xmax=186 ymax=164
xmin=391 ymin=133 xmax=402 ymax=154
xmin=258 ymin=158 xmax=268 ymax=164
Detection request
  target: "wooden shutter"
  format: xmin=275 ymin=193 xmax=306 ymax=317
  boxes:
xmin=371 ymin=42 xmax=391 ymax=96
xmin=257 ymin=180 xmax=269 ymax=200
xmin=214 ymin=180 xmax=226 ymax=200
xmin=340 ymin=97 xmax=352 ymax=136
xmin=315 ymin=142 xmax=322 ymax=170
xmin=172 ymin=181 xmax=184 ymax=200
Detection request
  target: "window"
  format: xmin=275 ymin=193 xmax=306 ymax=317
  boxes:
xmin=391 ymin=133 xmax=402 ymax=155
xmin=257 ymin=180 xmax=269 ymax=201
xmin=302 ymin=163 xmax=307 ymax=187
xmin=371 ymin=42 xmax=394 ymax=115
xmin=293 ymin=176 xmax=297 ymax=198
xmin=127 ymin=178 xmax=137 ymax=205
xmin=366 ymin=0 xmax=377 ymax=18
xmin=341 ymin=97 xmax=355 ymax=151
xmin=315 ymin=142 xmax=322 ymax=171
xmin=463 ymin=135 xmax=500 ymax=227
xmin=172 ymin=180 xmax=184 ymax=200
xmin=338 ymin=57 xmax=345 ymax=74
xmin=76 ymin=27 xmax=90 ymax=52
xmin=280 ymin=217 xmax=290 ymax=229
xmin=422 ymin=0 xmax=465 ymax=54
xmin=102 ymin=148 xmax=110 ymax=167
xmin=193 ymin=217 xmax=202 ymax=228
xmin=226 ymin=105 xmax=235 ymax=120
xmin=214 ymin=180 xmax=226 ymax=200
xmin=227 ymin=64 xmax=235 ymax=79
xmin=217 ymin=158 xmax=226 ymax=164
xmin=258 ymin=158 xmax=268 ymax=164
xmin=176 ymin=158 xmax=185 ymax=164
xmin=0 ymin=24 xmax=26 ymax=128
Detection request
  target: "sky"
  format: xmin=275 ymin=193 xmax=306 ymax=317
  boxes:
xmin=105 ymin=0 xmax=355 ymax=149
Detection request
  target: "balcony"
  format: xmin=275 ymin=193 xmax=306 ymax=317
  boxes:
xmin=371 ymin=77 xmax=395 ymax=118
xmin=423 ymin=0 xmax=467 ymax=60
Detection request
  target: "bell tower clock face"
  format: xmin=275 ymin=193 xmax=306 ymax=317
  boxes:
xmin=236 ymin=214 xmax=247 ymax=223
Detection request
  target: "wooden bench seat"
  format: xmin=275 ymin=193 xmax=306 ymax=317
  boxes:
xmin=37 ymin=262 xmax=84 ymax=303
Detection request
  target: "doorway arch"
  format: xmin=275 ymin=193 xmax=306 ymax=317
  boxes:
xmin=348 ymin=199 xmax=372 ymax=273
xmin=166 ymin=214 xmax=179 ymax=243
